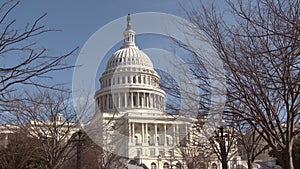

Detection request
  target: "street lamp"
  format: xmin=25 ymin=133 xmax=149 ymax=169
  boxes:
xmin=218 ymin=119 xmax=228 ymax=169
xmin=76 ymin=129 xmax=83 ymax=169
xmin=169 ymin=150 xmax=174 ymax=169
xmin=157 ymin=155 xmax=161 ymax=169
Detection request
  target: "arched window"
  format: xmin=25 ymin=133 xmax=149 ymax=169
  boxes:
xmin=163 ymin=162 xmax=169 ymax=169
xmin=200 ymin=163 xmax=206 ymax=169
xmin=176 ymin=162 xmax=182 ymax=169
xmin=151 ymin=162 xmax=157 ymax=169
xmin=163 ymin=163 xmax=169 ymax=169
xmin=212 ymin=163 xmax=218 ymax=169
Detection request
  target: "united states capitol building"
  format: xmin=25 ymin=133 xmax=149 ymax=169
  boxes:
xmin=0 ymin=14 xmax=280 ymax=169
xmin=93 ymin=14 xmax=229 ymax=169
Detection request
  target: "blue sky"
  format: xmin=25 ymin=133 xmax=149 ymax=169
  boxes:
xmin=10 ymin=0 xmax=229 ymax=95
xmin=9 ymin=0 xmax=193 ymax=87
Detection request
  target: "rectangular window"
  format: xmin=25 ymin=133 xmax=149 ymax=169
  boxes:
xmin=149 ymin=148 xmax=155 ymax=156
xmin=159 ymin=150 xmax=165 ymax=156
xmin=137 ymin=148 xmax=142 ymax=157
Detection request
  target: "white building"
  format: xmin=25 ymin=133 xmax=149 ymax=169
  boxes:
xmin=94 ymin=14 xmax=195 ymax=169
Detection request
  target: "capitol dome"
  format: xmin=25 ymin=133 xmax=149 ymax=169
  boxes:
xmin=105 ymin=14 xmax=154 ymax=71
xmin=105 ymin=47 xmax=154 ymax=71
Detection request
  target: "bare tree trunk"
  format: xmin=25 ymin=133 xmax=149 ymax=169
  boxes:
xmin=284 ymin=142 xmax=294 ymax=169
xmin=247 ymin=160 xmax=253 ymax=169
xmin=221 ymin=156 xmax=228 ymax=169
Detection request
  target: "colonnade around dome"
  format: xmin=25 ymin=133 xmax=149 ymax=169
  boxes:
xmin=96 ymin=91 xmax=166 ymax=112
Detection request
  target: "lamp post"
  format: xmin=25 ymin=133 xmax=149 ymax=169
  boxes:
xmin=170 ymin=156 xmax=172 ymax=169
xmin=169 ymin=150 xmax=174 ymax=169
xmin=157 ymin=155 xmax=161 ymax=169
xmin=219 ymin=120 xmax=228 ymax=169
xmin=76 ymin=129 xmax=83 ymax=169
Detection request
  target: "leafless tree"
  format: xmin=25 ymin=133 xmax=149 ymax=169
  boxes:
xmin=207 ymin=120 xmax=238 ymax=169
xmin=177 ymin=140 xmax=214 ymax=169
xmin=236 ymin=120 xmax=269 ymax=169
xmin=0 ymin=0 xmax=77 ymax=114
xmin=177 ymin=0 xmax=300 ymax=168
xmin=8 ymin=89 xmax=78 ymax=169
xmin=0 ymin=130 xmax=46 ymax=169
xmin=63 ymin=130 xmax=126 ymax=169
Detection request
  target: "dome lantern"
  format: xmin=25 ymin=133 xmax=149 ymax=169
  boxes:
xmin=122 ymin=14 xmax=136 ymax=48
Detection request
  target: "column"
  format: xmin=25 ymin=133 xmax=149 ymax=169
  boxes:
xmin=137 ymin=92 xmax=140 ymax=107
xmin=145 ymin=123 xmax=148 ymax=144
xmin=142 ymin=123 xmax=144 ymax=144
xmin=155 ymin=95 xmax=158 ymax=109
xmin=173 ymin=124 xmax=176 ymax=145
xmin=163 ymin=96 xmax=165 ymax=110
xmin=100 ymin=96 xmax=103 ymax=111
xmin=132 ymin=122 xmax=135 ymax=144
xmin=164 ymin=124 xmax=167 ymax=146
xmin=131 ymin=92 xmax=133 ymax=107
xmin=149 ymin=93 xmax=152 ymax=108
xmin=118 ymin=93 xmax=121 ymax=108
xmin=124 ymin=93 xmax=127 ymax=108
xmin=157 ymin=96 xmax=160 ymax=109
xmin=129 ymin=122 xmax=132 ymax=143
xmin=142 ymin=92 xmax=145 ymax=108
xmin=106 ymin=95 xmax=109 ymax=110
xmin=155 ymin=123 xmax=158 ymax=145
xmin=153 ymin=95 xmax=156 ymax=108
xmin=111 ymin=95 xmax=114 ymax=109
xmin=146 ymin=94 xmax=149 ymax=108
xmin=152 ymin=94 xmax=155 ymax=108
xmin=185 ymin=124 xmax=188 ymax=146
xmin=103 ymin=95 xmax=105 ymax=110
xmin=159 ymin=96 xmax=161 ymax=109
xmin=112 ymin=94 xmax=116 ymax=108
xmin=176 ymin=124 xmax=180 ymax=144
